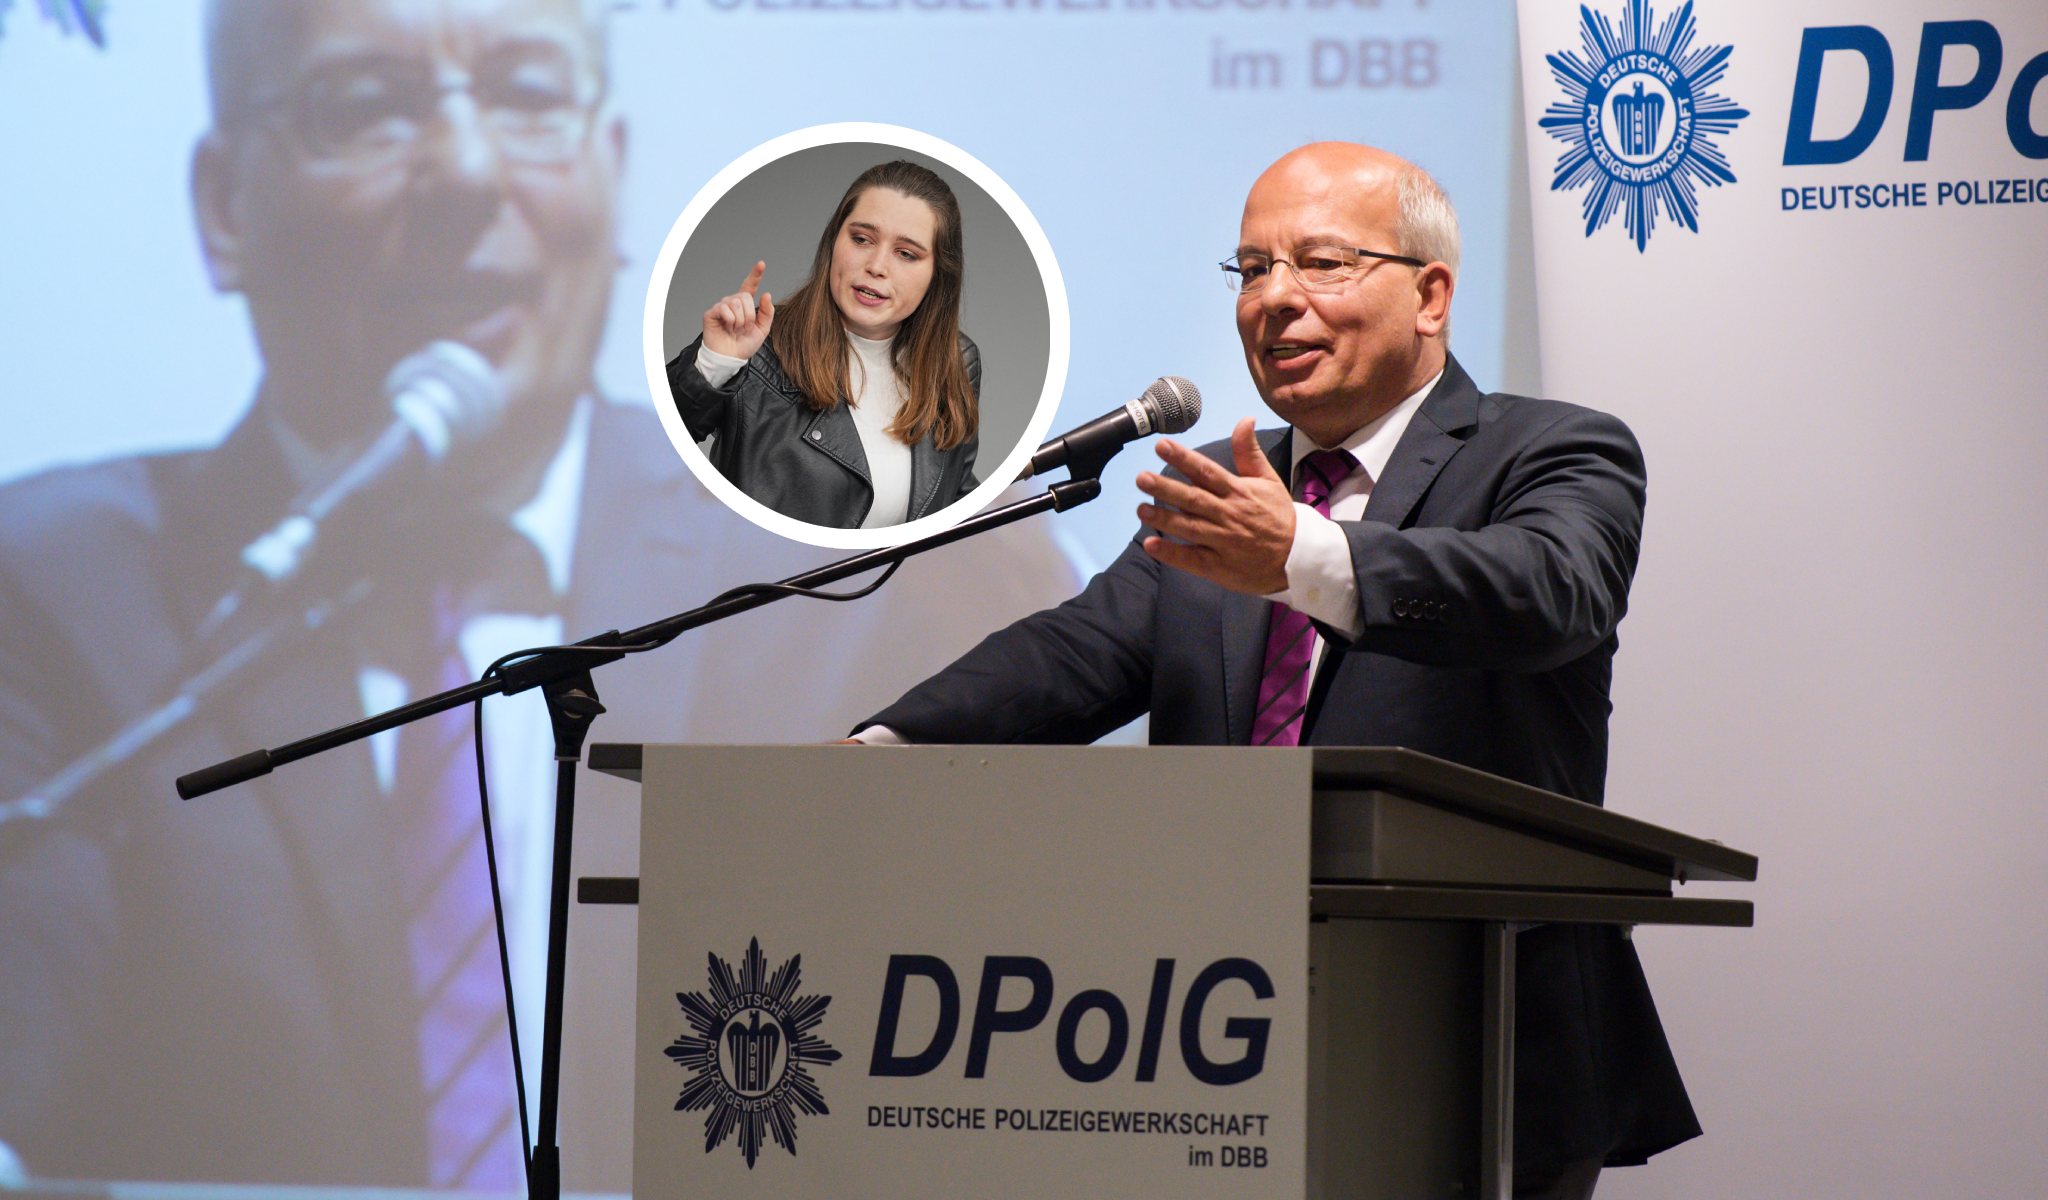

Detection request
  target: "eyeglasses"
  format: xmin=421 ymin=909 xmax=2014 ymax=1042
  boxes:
xmin=1220 ymin=245 xmax=1427 ymax=294
xmin=246 ymin=49 xmax=603 ymax=172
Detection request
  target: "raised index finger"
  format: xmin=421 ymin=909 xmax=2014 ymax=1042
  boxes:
xmin=739 ymin=260 xmax=766 ymax=295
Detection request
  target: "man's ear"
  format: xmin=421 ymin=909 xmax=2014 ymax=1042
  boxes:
xmin=1414 ymin=261 xmax=1454 ymax=339
xmin=191 ymin=132 xmax=243 ymax=293
xmin=601 ymin=114 xmax=631 ymax=267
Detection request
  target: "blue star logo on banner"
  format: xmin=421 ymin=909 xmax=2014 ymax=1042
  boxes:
xmin=1539 ymin=1 xmax=1750 ymax=251
xmin=665 ymin=937 xmax=842 ymax=1168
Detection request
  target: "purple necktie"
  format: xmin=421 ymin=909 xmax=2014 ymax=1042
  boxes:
xmin=1250 ymin=448 xmax=1358 ymax=747
xmin=395 ymin=585 xmax=523 ymax=1188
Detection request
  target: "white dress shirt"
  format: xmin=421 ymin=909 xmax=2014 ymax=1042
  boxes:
xmin=1264 ymin=369 xmax=1438 ymax=677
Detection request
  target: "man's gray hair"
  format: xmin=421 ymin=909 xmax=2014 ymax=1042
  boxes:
xmin=1394 ymin=166 xmax=1460 ymax=279
xmin=202 ymin=0 xmax=302 ymax=129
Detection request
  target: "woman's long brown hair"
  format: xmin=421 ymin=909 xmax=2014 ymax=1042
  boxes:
xmin=767 ymin=161 xmax=978 ymax=451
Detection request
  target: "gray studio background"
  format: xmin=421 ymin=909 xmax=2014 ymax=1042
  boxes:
xmin=659 ymin=140 xmax=1050 ymax=485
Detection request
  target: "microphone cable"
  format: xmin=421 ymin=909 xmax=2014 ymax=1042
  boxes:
xmin=464 ymin=555 xmax=908 ymax=1177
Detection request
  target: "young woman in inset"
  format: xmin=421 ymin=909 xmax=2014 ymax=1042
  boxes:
xmin=668 ymin=160 xmax=982 ymax=529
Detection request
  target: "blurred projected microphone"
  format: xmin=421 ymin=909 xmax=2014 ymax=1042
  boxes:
xmin=202 ymin=341 xmax=504 ymax=638
xmin=3 ymin=342 xmax=503 ymax=831
xmin=1018 ymin=375 xmax=1202 ymax=481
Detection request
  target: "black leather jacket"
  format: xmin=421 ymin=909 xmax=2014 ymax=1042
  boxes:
xmin=667 ymin=334 xmax=982 ymax=528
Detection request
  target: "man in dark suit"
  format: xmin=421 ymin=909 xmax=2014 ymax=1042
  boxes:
xmin=857 ymin=142 xmax=1698 ymax=1197
xmin=0 ymin=0 xmax=1073 ymax=1187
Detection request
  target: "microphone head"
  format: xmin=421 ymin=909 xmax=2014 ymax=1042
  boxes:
xmin=1141 ymin=376 xmax=1203 ymax=435
xmin=385 ymin=341 xmax=506 ymax=462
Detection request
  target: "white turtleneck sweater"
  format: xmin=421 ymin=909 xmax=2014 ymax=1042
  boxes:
xmin=843 ymin=332 xmax=912 ymax=527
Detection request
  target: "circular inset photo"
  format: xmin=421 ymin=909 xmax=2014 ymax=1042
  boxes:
xmin=643 ymin=124 xmax=1069 ymax=549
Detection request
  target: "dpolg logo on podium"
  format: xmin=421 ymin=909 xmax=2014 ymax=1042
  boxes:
xmin=663 ymin=937 xmax=843 ymax=1168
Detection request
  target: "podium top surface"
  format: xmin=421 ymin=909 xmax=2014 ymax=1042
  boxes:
xmin=587 ymin=743 xmax=1757 ymax=885
xmin=1308 ymin=747 xmax=1756 ymax=883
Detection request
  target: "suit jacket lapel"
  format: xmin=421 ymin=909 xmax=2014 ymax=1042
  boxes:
xmin=157 ymin=412 xmax=302 ymax=631
xmin=229 ymin=623 xmax=401 ymax=972
xmin=161 ymin=414 xmax=403 ymax=983
xmin=1218 ymin=427 xmax=1292 ymax=745
xmin=1361 ymin=354 xmax=1480 ymax=529
xmin=1217 ymin=359 xmax=1483 ymax=743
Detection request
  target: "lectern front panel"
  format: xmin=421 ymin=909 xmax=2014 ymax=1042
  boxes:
xmin=631 ymin=745 xmax=1311 ymax=1199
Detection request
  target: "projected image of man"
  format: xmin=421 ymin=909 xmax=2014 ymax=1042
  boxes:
xmin=0 ymin=0 xmax=1077 ymax=1188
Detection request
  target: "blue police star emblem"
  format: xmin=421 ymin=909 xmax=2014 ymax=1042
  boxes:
xmin=665 ymin=937 xmax=842 ymax=1168
xmin=1538 ymin=0 xmax=1750 ymax=251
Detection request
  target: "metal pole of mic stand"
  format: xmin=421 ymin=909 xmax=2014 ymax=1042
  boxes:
xmin=178 ymin=476 xmax=1104 ymax=1200
xmin=525 ymin=672 xmax=602 ymax=1200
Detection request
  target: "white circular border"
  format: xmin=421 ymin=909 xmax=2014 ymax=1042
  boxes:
xmin=642 ymin=122 xmax=1071 ymax=550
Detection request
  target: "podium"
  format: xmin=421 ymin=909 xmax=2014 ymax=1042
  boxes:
xmin=588 ymin=744 xmax=1754 ymax=1199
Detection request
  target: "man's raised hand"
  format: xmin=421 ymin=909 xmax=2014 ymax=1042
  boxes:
xmin=1136 ymin=417 xmax=1297 ymax=596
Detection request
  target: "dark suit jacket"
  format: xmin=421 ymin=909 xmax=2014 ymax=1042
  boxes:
xmin=0 ymin=395 xmax=1075 ymax=1185
xmin=0 ymin=401 xmax=714 ymax=1183
xmin=667 ymin=333 xmax=982 ymax=528
xmin=863 ymin=355 xmax=1700 ymax=1171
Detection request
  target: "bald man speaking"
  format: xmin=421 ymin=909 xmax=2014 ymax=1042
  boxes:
xmin=856 ymin=143 xmax=1698 ymax=1197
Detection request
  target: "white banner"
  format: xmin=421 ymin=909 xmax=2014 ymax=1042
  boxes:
xmin=1515 ymin=2 xmax=2048 ymax=1194
xmin=1519 ymin=0 xmax=2046 ymax=416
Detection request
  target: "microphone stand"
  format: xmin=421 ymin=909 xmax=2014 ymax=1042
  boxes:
xmin=177 ymin=473 xmax=1104 ymax=1200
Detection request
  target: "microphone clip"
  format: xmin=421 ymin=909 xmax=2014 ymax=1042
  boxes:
xmin=1054 ymin=438 xmax=1123 ymax=486
xmin=1047 ymin=477 xmax=1103 ymax=512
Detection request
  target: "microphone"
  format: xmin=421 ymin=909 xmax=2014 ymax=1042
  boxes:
xmin=201 ymin=341 xmax=505 ymax=636
xmin=1019 ymin=376 xmax=1203 ymax=481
